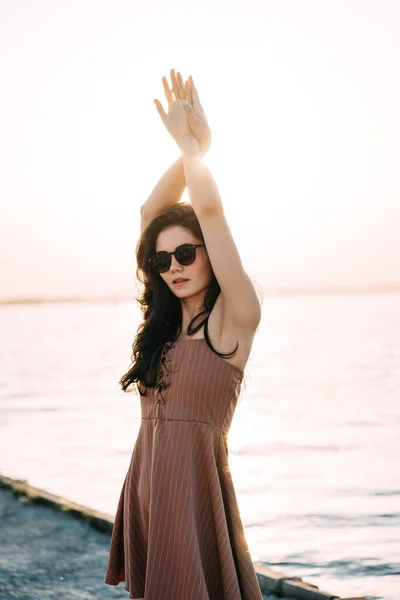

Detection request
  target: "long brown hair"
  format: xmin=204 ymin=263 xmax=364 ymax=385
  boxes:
xmin=119 ymin=202 xmax=245 ymax=395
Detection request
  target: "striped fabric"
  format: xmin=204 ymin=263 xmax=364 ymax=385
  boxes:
xmin=104 ymin=337 xmax=263 ymax=600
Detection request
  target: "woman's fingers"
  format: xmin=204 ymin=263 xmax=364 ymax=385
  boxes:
xmin=176 ymin=71 xmax=186 ymax=99
xmin=190 ymin=76 xmax=200 ymax=104
xmin=162 ymin=76 xmax=174 ymax=105
xmin=164 ymin=69 xmax=186 ymax=102
xmin=153 ymin=98 xmax=168 ymax=123
xmin=170 ymin=69 xmax=179 ymax=99
xmin=185 ymin=79 xmax=192 ymax=105
xmin=189 ymin=76 xmax=203 ymax=116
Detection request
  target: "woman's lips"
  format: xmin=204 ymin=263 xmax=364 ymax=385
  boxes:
xmin=173 ymin=279 xmax=189 ymax=285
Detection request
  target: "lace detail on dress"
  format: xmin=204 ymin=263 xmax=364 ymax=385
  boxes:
xmin=155 ymin=341 xmax=178 ymax=405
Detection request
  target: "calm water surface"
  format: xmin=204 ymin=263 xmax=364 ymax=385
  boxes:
xmin=0 ymin=292 xmax=399 ymax=600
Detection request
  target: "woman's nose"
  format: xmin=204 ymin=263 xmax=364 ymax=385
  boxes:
xmin=170 ymin=254 xmax=181 ymax=269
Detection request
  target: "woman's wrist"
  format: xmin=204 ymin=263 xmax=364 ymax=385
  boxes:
xmin=178 ymin=135 xmax=203 ymax=158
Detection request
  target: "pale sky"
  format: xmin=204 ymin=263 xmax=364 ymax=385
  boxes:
xmin=1 ymin=0 xmax=399 ymax=301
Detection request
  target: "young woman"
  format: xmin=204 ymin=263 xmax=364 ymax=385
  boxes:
xmin=104 ymin=69 xmax=263 ymax=600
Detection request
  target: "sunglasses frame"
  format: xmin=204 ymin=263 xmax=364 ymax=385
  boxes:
xmin=148 ymin=243 xmax=206 ymax=273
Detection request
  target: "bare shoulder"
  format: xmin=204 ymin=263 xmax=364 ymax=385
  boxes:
xmin=207 ymin=294 xmax=257 ymax=372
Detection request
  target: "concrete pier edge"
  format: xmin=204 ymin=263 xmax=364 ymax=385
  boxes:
xmin=0 ymin=474 xmax=367 ymax=600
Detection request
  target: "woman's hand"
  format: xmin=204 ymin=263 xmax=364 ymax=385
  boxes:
xmin=186 ymin=74 xmax=212 ymax=156
xmin=153 ymin=69 xmax=212 ymax=156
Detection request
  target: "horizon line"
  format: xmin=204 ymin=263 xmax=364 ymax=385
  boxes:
xmin=1 ymin=283 xmax=400 ymax=305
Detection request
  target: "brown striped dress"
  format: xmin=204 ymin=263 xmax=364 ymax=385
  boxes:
xmin=104 ymin=337 xmax=263 ymax=600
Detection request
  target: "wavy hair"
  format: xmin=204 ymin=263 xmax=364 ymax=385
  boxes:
xmin=120 ymin=202 xmax=257 ymax=395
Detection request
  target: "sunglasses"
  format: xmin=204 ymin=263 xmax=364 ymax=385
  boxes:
xmin=148 ymin=243 xmax=206 ymax=273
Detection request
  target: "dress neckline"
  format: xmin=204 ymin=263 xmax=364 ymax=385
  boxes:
xmin=170 ymin=337 xmax=244 ymax=376
xmin=173 ymin=338 xmax=205 ymax=342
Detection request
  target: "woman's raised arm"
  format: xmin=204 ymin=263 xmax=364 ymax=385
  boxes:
xmin=140 ymin=156 xmax=186 ymax=230
xmin=141 ymin=69 xmax=211 ymax=229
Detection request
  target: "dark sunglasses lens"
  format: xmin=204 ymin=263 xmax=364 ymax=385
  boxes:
xmin=176 ymin=245 xmax=196 ymax=265
xmin=151 ymin=252 xmax=170 ymax=272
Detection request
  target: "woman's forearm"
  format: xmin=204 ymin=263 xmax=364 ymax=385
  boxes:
xmin=140 ymin=155 xmax=186 ymax=221
xmin=180 ymin=137 xmax=223 ymax=216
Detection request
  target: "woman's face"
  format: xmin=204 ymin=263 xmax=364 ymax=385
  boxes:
xmin=155 ymin=226 xmax=212 ymax=297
